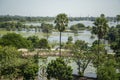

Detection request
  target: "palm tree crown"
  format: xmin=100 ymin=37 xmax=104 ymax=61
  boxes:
xmin=93 ymin=14 xmax=109 ymax=39
xmin=55 ymin=13 xmax=68 ymax=32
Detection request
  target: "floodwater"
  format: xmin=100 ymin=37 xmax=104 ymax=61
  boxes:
xmin=23 ymin=21 xmax=101 ymax=44
xmin=25 ymin=20 xmax=118 ymax=27
xmin=25 ymin=21 xmax=117 ymax=79
xmin=48 ymin=30 xmax=97 ymax=46
xmin=24 ymin=20 xmax=118 ymax=45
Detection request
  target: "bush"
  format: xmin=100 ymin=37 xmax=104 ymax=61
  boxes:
xmin=46 ymin=58 xmax=73 ymax=80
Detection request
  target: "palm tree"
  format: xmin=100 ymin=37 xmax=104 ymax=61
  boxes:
xmin=101 ymin=14 xmax=109 ymax=43
xmin=54 ymin=13 xmax=68 ymax=56
xmin=93 ymin=14 xmax=109 ymax=78
xmin=93 ymin=14 xmax=109 ymax=46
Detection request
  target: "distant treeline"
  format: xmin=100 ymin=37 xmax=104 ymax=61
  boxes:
xmin=0 ymin=15 xmax=117 ymax=22
xmin=69 ymin=16 xmax=116 ymax=21
xmin=0 ymin=15 xmax=55 ymax=22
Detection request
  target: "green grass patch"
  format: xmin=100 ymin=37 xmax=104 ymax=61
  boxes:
xmin=0 ymin=30 xmax=15 ymax=35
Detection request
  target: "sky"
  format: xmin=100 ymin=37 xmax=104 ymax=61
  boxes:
xmin=0 ymin=0 xmax=120 ymax=17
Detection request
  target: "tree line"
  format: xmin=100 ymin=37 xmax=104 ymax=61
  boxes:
xmin=0 ymin=15 xmax=120 ymax=22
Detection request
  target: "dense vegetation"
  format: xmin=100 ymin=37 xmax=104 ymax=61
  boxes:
xmin=0 ymin=46 xmax=39 ymax=80
xmin=0 ymin=15 xmax=119 ymax=22
xmin=0 ymin=33 xmax=32 ymax=49
xmin=46 ymin=58 xmax=73 ymax=80
xmin=0 ymin=15 xmax=55 ymax=22
xmin=0 ymin=13 xmax=120 ymax=80
xmin=70 ymin=23 xmax=85 ymax=32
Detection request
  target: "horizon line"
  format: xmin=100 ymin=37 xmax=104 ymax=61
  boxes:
xmin=0 ymin=14 xmax=117 ymax=17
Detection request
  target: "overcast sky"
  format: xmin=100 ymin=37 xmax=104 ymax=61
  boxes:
xmin=0 ymin=0 xmax=120 ymax=17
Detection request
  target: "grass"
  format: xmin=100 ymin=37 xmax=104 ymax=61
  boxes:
xmin=0 ymin=30 xmax=50 ymax=39
xmin=0 ymin=29 xmax=92 ymax=42
xmin=0 ymin=30 xmax=15 ymax=35
xmin=0 ymin=30 xmax=71 ymax=38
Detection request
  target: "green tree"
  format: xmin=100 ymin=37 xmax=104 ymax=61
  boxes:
xmin=91 ymin=43 xmax=118 ymax=80
xmin=76 ymin=23 xmax=85 ymax=28
xmin=70 ymin=25 xmax=78 ymax=33
xmin=116 ymin=15 xmax=120 ymax=24
xmin=115 ymin=56 xmax=120 ymax=79
xmin=92 ymin=14 xmax=109 ymax=77
xmin=116 ymin=24 xmax=120 ymax=28
xmin=67 ymin=36 xmax=73 ymax=43
xmin=27 ymin=35 xmax=39 ymax=48
xmin=66 ymin=36 xmax=73 ymax=45
xmin=97 ymin=59 xmax=118 ymax=80
xmin=16 ymin=22 xmax=23 ymax=31
xmin=70 ymin=23 xmax=85 ymax=33
xmin=22 ymin=58 xmax=39 ymax=80
xmin=0 ymin=33 xmax=32 ymax=49
xmin=93 ymin=14 xmax=109 ymax=41
xmin=0 ymin=22 xmax=25 ymax=31
xmin=64 ymin=36 xmax=74 ymax=49
xmin=46 ymin=58 xmax=73 ymax=80
xmin=38 ymin=38 xmax=50 ymax=49
xmin=74 ymin=40 xmax=88 ymax=50
xmin=26 ymin=26 xmax=30 ymax=32
xmin=72 ymin=40 xmax=92 ymax=76
xmin=55 ymin=13 xmax=68 ymax=56
xmin=10 ymin=22 xmax=16 ymax=31
xmin=110 ymin=41 xmax=120 ymax=54
xmin=107 ymin=27 xmax=117 ymax=42
xmin=41 ymin=23 xmax=53 ymax=39
xmin=91 ymin=40 xmax=107 ymax=71
xmin=108 ymin=26 xmax=120 ymax=55
xmin=0 ymin=46 xmax=22 ymax=79
xmin=0 ymin=46 xmax=39 ymax=80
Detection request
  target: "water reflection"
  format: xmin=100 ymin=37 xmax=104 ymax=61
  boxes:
xmin=48 ymin=30 xmax=97 ymax=46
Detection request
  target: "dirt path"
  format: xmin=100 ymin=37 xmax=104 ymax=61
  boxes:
xmin=22 ymin=50 xmax=73 ymax=57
